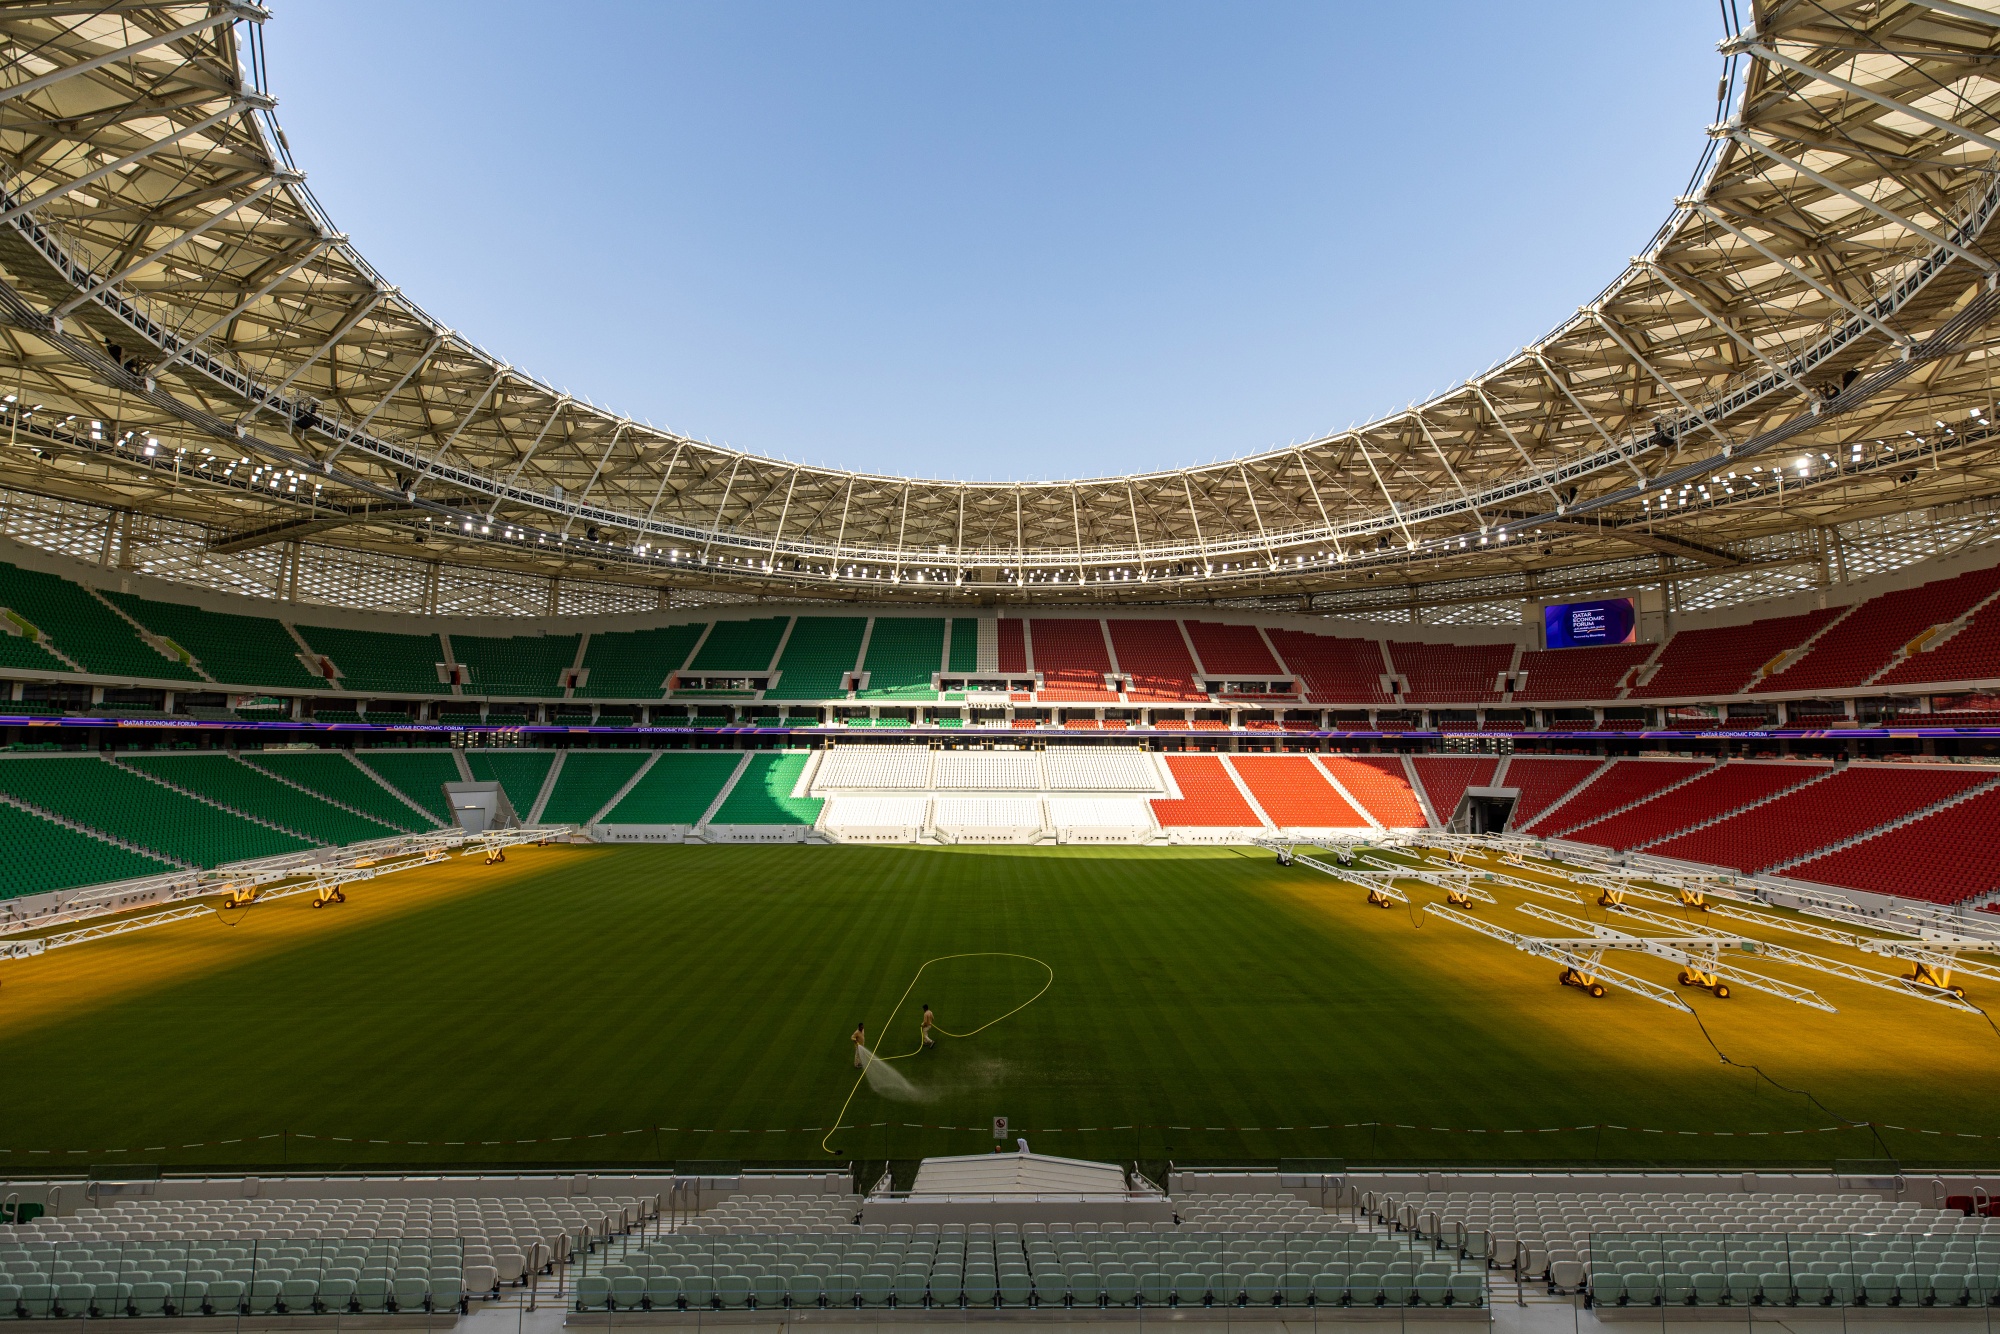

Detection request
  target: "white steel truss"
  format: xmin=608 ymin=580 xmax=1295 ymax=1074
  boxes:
xmin=1 ymin=4 xmax=1999 ymax=611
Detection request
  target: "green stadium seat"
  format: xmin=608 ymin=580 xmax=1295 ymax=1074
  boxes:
xmin=0 ymin=562 xmax=198 ymax=680
xmin=294 ymin=623 xmax=444 ymax=694
xmin=948 ymin=616 xmax=980 ymax=673
xmin=858 ymin=617 xmax=944 ymax=699
xmin=608 ymin=1274 xmax=645 ymax=1309
xmin=602 ymin=752 xmax=740 ymax=824
xmin=241 ymin=751 xmax=435 ymax=831
xmin=892 ymin=1269 xmax=928 ymax=1307
xmin=575 ymin=623 xmax=704 ymax=699
xmin=538 ymin=751 xmax=647 ymax=823
xmin=453 ymin=633 xmax=579 ymax=697
xmin=0 ymin=630 xmax=66 ymax=674
xmin=465 ymin=751 xmax=555 ymax=816
xmin=103 ymin=592 xmax=324 ymax=690
xmin=707 ymin=752 xmax=820 ymax=825
xmin=764 ymin=617 xmax=864 ymax=700
xmin=688 ymin=617 xmax=789 ymax=673
xmin=353 ymin=751 xmax=461 ymax=824
xmin=125 ymin=753 xmax=400 ymax=846
xmin=0 ymin=797 xmax=174 ymax=899
xmin=0 ymin=755 xmax=311 ymax=868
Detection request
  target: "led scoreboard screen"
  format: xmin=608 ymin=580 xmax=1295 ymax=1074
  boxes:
xmin=1544 ymin=597 xmax=1637 ymax=649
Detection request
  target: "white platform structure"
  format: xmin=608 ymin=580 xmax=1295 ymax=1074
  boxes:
xmin=863 ymin=1152 xmax=1174 ymax=1225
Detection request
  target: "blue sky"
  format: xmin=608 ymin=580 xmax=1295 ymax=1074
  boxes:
xmin=268 ymin=3 xmax=1721 ymax=480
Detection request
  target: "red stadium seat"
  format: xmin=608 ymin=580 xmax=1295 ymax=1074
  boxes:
xmin=1151 ymin=755 xmax=1262 ymax=827
xmin=1649 ymin=763 xmax=1987 ymax=872
xmin=1318 ymin=755 xmax=1426 ymax=827
xmin=1788 ymin=783 xmax=2000 ymax=904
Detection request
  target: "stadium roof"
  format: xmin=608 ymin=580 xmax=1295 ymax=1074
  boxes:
xmin=2 ymin=1 xmax=2000 ymax=613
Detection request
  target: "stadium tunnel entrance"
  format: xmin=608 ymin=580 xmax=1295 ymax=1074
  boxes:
xmin=1450 ymin=787 xmax=1518 ymax=835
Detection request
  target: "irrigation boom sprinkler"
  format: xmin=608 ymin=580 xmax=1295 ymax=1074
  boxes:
xmin=1352 ymin=852 xmax=1494 ymax=906
xmin=1422 ymin=903 xmax=1692 ymax=1010
xmin=1606 ymin=901 xmax=1984 ymax=1013
xmin=1401 ymin=849 xmax=1583 ymax=903
xmin=1698 ymin=903 xmax=2000 ymax=1001
xmin=1516 ymin=903 xmax=1834 ymax=1011
xmin=0 ymin=827 xmax=560 ymax=965
xmin=1257 ymin=840 xmax=1406 ymax=907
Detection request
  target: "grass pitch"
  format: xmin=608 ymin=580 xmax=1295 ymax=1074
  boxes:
xmin=1 ymin=842 xmax=1996 ymax=1173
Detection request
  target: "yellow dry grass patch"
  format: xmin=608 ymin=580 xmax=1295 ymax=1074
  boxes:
xmin=1268 ymin=844 xmax=2000 ymax=1103
xmin=0 ymin=843 xmax=596 ymax=1041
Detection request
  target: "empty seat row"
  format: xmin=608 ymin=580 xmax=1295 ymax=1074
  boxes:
xmin=574 ymin=1267 xmax=1483 ymax=1310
